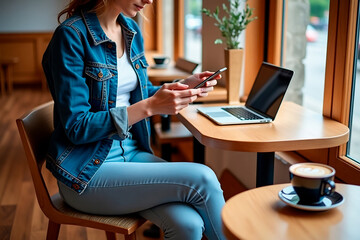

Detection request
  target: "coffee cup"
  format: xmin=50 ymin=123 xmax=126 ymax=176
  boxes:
xmin=289 ymin=163 xmax=336 ymax=204
xmin=153 ymin=56 xmax=170 ymax=65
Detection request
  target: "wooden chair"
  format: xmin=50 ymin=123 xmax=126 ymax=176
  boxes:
xmin=16 ymin=101 xmax=146 ymax=240
xmin=174 ymin=57 xmax=199 ymax=74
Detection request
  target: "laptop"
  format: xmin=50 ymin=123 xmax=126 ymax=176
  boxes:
xmin=197 ymin=62 xmax=294 ymax=125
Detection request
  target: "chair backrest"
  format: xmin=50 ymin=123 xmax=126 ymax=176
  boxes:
xmin=175 ymin=58 xmax=199 ymax=74
xmin=16 ymin=101 xmax=55 ymax=215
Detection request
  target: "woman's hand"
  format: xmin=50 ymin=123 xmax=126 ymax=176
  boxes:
xmin=147 ymin=82 xmax=202 ymax=115
xmin=180 ymin=71 xmax=221 ymax=97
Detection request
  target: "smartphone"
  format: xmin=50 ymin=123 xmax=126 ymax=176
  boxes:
xmin=193 ymin=67 xmax=227 ymax=89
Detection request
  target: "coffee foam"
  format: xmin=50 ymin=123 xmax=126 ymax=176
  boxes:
xmin=291 ymin=164 xmax=332 ymax=177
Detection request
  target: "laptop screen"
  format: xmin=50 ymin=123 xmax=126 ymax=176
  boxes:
xmin=245 ymin=62 xmax=294 ymax=119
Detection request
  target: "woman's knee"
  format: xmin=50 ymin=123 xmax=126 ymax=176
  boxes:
xmin=192 ymin=164 xmax=222 ymax=192
xmin=162 ymin=204 xmax=204 ymax=240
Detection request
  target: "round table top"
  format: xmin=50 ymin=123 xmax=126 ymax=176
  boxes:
xmin=222 ymin=183 xmax=360 ymax=240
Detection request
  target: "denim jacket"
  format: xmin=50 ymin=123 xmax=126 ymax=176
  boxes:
xmin=42 ymin=10 xmax=160 ymax=194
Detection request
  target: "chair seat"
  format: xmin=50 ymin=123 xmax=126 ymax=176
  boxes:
xmin=51 ymin=193 xmax=146 ymax=234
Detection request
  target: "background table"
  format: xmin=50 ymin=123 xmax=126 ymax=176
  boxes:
xmin=177 ymin=101 xmax=349 ymax=187
xmin=222 ymin=183 xmax=360 ymax=240
xmin=148 ymin=64 xmax=191 ymax=84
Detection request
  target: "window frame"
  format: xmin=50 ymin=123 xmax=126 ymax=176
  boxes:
xmin=325 ymin=0 xmax=360 ymax=184
xmin=143 ymin=0 xmax=163 ymax=54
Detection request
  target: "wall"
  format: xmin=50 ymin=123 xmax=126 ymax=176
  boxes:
xmin=0 ymin=0 xmax=66 ymax=33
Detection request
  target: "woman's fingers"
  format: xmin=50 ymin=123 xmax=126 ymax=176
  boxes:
xmin=163 ymin=82 xmax=189 ymax=90
xmin=202 ymin=79 xmax=218 ymax=88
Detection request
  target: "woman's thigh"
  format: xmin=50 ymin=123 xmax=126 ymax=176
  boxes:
xmin=58 ymin=156 xmax=221 ymax=215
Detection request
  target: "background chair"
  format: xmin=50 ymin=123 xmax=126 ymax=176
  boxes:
xmin=16 ymin=101 xmax=146 ymax=240
xmin=174 ymin=57 xmax=199 ymax=74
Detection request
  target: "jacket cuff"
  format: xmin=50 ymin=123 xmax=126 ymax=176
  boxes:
xmin=110 ymin=107 xmax=130 ymax=140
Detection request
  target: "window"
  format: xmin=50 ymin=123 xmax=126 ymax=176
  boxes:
xmin=282 ymin=0 xmax=330 ymax=114
xmin=144 ymin=0 xmax=202 ymax=67
xmin=347 ymin=4 xmax=360 ymax=163
xmin=184 ymin=0 xmax=202 ymax=66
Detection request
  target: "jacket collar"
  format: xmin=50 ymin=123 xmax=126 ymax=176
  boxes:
xmin=81 ymin=10 xmax=137 ymax=46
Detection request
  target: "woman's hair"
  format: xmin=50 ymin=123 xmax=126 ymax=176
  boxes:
xmin=57 ymin=0 xmax=107 ymax=23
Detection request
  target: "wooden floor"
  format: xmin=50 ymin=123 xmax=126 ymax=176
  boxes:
xmin=0 ymin=87 xmax=165 ymax=240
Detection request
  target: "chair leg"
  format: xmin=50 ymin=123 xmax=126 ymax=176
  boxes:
xmin=125 ymin=232 xmax=137 ymax=240
xmin=105 ymin=231 xmax=117 ymax=240
xmin=46 ymin=220 xmax=61 ymax=240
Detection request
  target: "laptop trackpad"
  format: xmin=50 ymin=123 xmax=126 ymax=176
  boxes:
xmin=207 ymin=111 xmax=232 ymax=118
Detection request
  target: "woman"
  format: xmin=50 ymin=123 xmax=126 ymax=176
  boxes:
xmin=42 ymin=0 xmax=226 ymax=239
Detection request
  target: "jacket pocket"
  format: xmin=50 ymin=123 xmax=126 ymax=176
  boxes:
xmin=85 ymin=66 xmax=113 ymax=102
xmin=139 ymin=57 xmax=149 ymax=68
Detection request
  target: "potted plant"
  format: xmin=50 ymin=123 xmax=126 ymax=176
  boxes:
xmin=202 ymin=0 xmax=257 ymax=103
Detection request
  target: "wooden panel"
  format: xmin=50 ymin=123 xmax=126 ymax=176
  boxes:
xmin=0 ymin=41 xmax=36 ymax=76
xmin=174 ymin=0 xmax=185 ymax=60
xmin=329 ymin=151 xmax=360 ymax=185
xmin=143 ymin=0 xmax=163 ymax=53
xmin=267 ymin=0 xmax=283 ymax=66
xmin=297 ymin=149 xmax=329 ymax=165
xmin=323 ymin=0 xmax=339 ymax=118
xmin=0 ymin=33 xmax=52 ymax=87
xmin=244 ymin=0 xmax=265 ymax=97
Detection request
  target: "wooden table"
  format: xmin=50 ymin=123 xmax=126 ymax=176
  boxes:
xmin=148 ymin=64 xmax=191 ymax=84
xmin=177 ymin=102 xmax=349 ymax=187
xmin=222 ymin=183 xmax=360 ymax=240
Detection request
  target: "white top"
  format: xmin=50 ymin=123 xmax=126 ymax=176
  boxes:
xmin=116 ymin=49 xmax=138 ymax=107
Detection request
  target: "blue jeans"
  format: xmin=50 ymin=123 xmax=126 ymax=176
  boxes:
xmin=58 ymin=139 xmax=226 ymax=240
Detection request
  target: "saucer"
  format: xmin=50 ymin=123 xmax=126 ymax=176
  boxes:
xmin=151 ymin=64 xmax=168 ymax=69
xmin=278 ymin=186 xmax=344 ymax=211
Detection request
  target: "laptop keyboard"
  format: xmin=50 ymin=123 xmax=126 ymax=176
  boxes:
xmin=222 ymin=107 xmax=263 ymax=120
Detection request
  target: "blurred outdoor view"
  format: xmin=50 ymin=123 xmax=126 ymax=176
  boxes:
xmin=184 ymin=0 xmax=202 ymax=67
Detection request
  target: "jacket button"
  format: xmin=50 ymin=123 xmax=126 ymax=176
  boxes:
xmin=72 ymin=183 xmax=80 ymax=190
xmin=107 ymin=43 xmax=112 ymax=48
xmin=98 ymin=72 xmax=103 ymax=78
xmin=135 ymin=64 xmax=140 ymax=69
xmin=108 ymin=100 xmax=114 ymax=104
xmin=94 ymin=159 xmax=100 ymax=165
